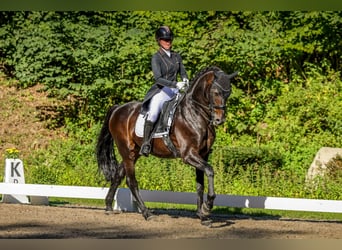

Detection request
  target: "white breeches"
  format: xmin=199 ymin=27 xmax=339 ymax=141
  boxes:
xmin=147 ymin=87 xmax=178 ymax=122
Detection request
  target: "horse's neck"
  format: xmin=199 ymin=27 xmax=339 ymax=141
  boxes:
xmin=180 ymin=92 xmax=211 ymax=123
xmin=177 ymin=93 xmax=216 ymax=142
xmin=178 ymin=70 xmax=214 ymax=123
xmin=188 ymin=78 xmax=210 ymax=111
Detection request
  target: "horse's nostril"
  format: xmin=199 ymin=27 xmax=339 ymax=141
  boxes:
xmin=214 ymin=118 xmax=225 ymax=126
xmin=214 ymin=119 xmax=222 ymax=126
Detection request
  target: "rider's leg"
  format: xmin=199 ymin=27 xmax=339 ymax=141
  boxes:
xmin=139 ymin=90 xmax=172 ymax=156
xmin=139 ymin=119 xmax=154 ymax=156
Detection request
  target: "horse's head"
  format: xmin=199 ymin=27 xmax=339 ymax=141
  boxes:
xmin=189 ymin=67 xmax=237 ymax=126
xmin=209 ymin=70 xmax=237 ymax=126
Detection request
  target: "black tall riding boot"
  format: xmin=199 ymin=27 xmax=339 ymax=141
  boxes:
xmin=139 ymin=120 xmax=154 ymax=156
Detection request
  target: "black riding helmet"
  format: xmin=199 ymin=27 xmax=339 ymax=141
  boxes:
xmin=155 ymin=26 xmax=174 ymax=42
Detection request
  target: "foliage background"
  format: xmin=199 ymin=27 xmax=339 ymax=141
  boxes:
xmin=0 ymin=11 xmax=341 ymax=200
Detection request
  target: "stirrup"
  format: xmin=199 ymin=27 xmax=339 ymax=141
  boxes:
xmin=139 ymin=143 xmax=151 ymax=156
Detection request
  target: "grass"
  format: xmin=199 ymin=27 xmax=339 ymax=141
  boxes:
xmin=48 ymin=197 xmax=105 ymax=208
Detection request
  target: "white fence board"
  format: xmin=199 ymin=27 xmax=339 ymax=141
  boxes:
xmin=1 ymin=183 xmax=342 ymax=213
xmin=0 ymin=183 xmax=108 ymax=199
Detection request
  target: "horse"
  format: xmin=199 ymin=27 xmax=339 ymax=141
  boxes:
xmin=96 ymin=66 xmax=238 ymax=225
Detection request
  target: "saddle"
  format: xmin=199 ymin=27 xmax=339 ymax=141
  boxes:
xmin=135 ymin=92 xmax=184 ymax=156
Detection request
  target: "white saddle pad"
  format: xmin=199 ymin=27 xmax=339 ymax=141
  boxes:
xmin=134 ymin=114 xmax=167 ymax=138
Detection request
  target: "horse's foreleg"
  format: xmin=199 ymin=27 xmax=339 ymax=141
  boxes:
xmin=202 ymin=166 xmax=216 ymax=214
xmin=195 ymin=169 xmax=205 ymax=218
xmin=196 ymin=166 xmax=216 ymax=227
xmin=184 ymin=153 xmax=216 ymax=223
xmin=105 ymin=163 xmax=125 ymax=212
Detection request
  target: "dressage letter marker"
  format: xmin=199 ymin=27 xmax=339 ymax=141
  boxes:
xmin=2 ymin=159 xmax=29 ymax=204
xmin=1 ymin=159 xmax=49 ymax=205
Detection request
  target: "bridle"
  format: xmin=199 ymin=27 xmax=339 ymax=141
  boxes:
xmin=209 ymin=80 xmax=231 ymax=111
xmin=191 ymin=78 xmax=231 ymax=125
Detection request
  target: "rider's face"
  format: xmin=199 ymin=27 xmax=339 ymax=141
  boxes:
xmin=159 ymin=39 xmax=172 ymax=50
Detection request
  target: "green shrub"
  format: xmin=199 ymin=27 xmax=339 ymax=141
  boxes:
xmin=25 ymin=123 xmax=105 ymax=187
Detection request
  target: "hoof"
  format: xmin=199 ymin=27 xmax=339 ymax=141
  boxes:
xmin=105 ymin=207 xmax=113 ymax=214
xmin=109 ymin=210 xmax=122 ymax=214
xmin=105 ymin=210 xmax=113 ymax=215
xmin=200 ymin=218 xmax=213 ymax=228
xmin=201 ymin=202 xmax=211 ymax=216
xmin=146 ymin=214 xmax=158 ymax=221
xmin=105 ymin=207 xmax=121 ymax=215
xmin=143 ymin=210 xmax=157 ymax=221
xmin=196 ymin=211 xmax=208 ymax=220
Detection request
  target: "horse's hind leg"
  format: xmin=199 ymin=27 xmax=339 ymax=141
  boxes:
xmin=124 ymin=159 xmax=154 ymax=220
xmin=105 ymin=163 xmax=125 ymax=212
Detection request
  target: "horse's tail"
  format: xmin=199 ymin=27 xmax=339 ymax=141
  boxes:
xmin=96 ymin=104 xmax=119 ymax=182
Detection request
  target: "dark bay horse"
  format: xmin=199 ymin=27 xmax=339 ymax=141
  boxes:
xmin=96 ymin=66 xmax=238 ymax=224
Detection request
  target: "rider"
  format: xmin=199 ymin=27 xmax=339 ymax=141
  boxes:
xmin=139 ymin=25 xmax=189 ymax=156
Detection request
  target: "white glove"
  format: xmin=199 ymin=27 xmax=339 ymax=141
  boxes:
xmin=176 ymin=81 xmax=186 ymax=90
xmin=183 ymin=78 xmax=189 ymax=85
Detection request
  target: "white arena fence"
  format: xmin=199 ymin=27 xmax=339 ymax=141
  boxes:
xmin=1 ymin=182 xmax=342 ymax=213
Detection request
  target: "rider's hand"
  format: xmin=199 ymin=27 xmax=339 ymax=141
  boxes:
xmin=176 ymin=81 xmax=186 ymax=90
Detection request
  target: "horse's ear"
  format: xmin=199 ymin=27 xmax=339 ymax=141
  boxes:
xmin=205 ymin=72 xmax=215 ymax=84
xmin=228 ymin=71 xmax=239 ymax=79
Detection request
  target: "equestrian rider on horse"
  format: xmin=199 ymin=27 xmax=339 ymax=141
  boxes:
xmin=139 ymin=25 xmax=189 ymax=156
